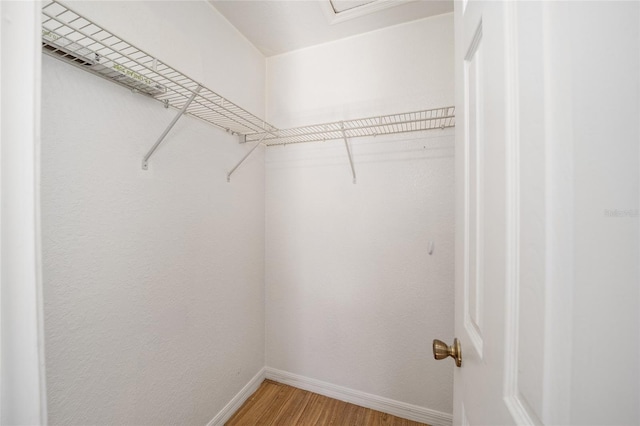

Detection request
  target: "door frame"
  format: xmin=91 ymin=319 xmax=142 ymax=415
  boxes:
xmin=0 ymin=1 xmax=47 ymax=424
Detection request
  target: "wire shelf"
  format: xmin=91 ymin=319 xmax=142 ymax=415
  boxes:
xmin=41 ymin=1 xmax=455 ymax=152
xmin=41 ymin=0 xmax=276 ymax=138
xmin=247 ymin=107 xmax=456 ymax=146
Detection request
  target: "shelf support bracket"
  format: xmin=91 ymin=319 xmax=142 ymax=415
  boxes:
xmin=142 ymin=85 xmax=202 ymax=170
xmin=341 ymin=124 xmax=356 ymax=184
xmin=227 ymin=133 xmax=267 ymax=182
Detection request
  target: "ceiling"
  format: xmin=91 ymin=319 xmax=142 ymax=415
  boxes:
xmin=208 ymin=0 xmax=453 ymax=57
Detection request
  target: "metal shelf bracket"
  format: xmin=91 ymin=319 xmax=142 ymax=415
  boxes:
xmin=227 ymin=133 xmax=267 ymax=182
xmin=341 ymin=123 xmax=356 ymax=184
xmin=141 ymin=85 xmax=202 ymax=170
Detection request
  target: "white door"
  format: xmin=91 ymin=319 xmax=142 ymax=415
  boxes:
xmin=449 ymin=1 xmax=640 ymax=425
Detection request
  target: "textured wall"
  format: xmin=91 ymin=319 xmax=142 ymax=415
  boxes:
xmin=266 ymin=13 xmax=453 ymax=128
xmin=42 ymin=3 xmax=456 ymax=421
xmin=265 ymin=14 xmax=455 ymax=415
xmin=566 ymin=2 xmax=639 ymax=423
xmin=41 ymin=2 xmax=266 ymax=424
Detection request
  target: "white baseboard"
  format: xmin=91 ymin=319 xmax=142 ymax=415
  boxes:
xmin=207 ymin=367 xmax=266 ymax=426
xmin=265 ymin=367 xmax=453 ymax=426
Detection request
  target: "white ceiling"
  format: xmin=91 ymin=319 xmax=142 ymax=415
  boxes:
xmin=208 ymin=0 xmax=453 ymax=57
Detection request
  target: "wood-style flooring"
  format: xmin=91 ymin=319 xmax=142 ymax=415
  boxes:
xmin=226 ymin=380 xmax=429 ymax=426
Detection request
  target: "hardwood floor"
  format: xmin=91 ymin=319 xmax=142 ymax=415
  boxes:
xmin=226 ymin=380 xmax=429 ymax=426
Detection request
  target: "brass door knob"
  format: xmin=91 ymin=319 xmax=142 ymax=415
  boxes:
xmin=433 ymin=338 xmax=462 ymax=367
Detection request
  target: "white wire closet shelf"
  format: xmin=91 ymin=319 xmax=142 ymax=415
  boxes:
xmin=41 ymin=0 xmax=276 ymax=140
xmin=249 ymin=107 xmax=455 ymax=146
xmin=41 ymin=1 xmax=456 ymax=180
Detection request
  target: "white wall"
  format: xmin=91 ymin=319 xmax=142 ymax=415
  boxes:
xmin=41 ymin=1 xmax=266 ymax=424
xmin=265 ymin=13 xmax=455 ymax=415
xmin=0 ymin=1 xmax=47 ymax=424
xmin=267 ymin=14 xmax=453 ymax=128
xmin=561 ymin=2 xmax=639 ymax=423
